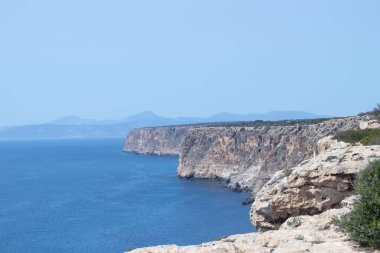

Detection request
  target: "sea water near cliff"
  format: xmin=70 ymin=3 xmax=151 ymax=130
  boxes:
xmin=0 ymin=139 xmax=254 ymax=253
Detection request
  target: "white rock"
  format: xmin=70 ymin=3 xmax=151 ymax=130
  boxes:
xmin=250 ymin=138 xmax=380 ymax=230
xmin=127 ymin=206 xmax=378 ymax=253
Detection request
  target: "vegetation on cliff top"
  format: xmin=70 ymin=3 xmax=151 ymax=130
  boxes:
xmin=145 ymin=117 xmax=334 ymax=129
xmin=334 ymin=128 xmax=380 ymax=146
xmin=358 ymin=103 xmax=380 ymax=120
xmin=374 ymin=104 xmax=380 ymax=118
xmin=335 ymin=103 xmax=380 ymax=145
xmin=335 ymin=160 xmax=380 ymax=249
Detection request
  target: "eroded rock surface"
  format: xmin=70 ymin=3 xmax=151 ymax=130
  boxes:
xmin=124 ymin=127 xmax=191 ymax=155
xmin=124 ymin=117 xmax=374 ymax=194
xmin=177 ymin=117 xmax=365 ymax=193
xmin=250 ymin=137 xmax=380 ymax=230
xmin=124 ymin=116 xmax=380 ymax=253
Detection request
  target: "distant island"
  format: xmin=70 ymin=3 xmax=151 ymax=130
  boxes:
xmin=0 ymin=111 xmax=328 ymax=140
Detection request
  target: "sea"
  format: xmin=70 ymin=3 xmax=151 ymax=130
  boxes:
xmin=0 ymin=138 xmax=255 ymax=253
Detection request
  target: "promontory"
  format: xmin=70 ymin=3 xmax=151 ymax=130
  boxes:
xmin=124 ymin=115 xmax=380 ymax=253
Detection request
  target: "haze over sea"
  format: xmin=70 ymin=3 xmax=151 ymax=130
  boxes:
xmin=0 ymin=138 xmax=254 ymax=253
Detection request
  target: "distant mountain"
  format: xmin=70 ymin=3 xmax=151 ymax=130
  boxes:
xmin=49 ymin=115 xmax=100 ymax=125
xmin=121 ymin=111 xmax=168 ymax=123
xmin=0 ymin=111 xmax=329 ymax=140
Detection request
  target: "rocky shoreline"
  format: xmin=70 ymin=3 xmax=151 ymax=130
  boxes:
xmin=125 ymin=116 xmax=373 ymax=194
xmin=128 ymin=205 xmax=374 ymax=253
xmin=124 ymin=116 xmax=380 ymax=253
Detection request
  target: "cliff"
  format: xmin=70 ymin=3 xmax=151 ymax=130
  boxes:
xmin=124 ymin=116 xmax=380 ymax=253
xmin=125 ymin=117 xmax=368 ymax=195
xmin=123 ymin=126 xmax=191 ymax=155
xmin=177 ymin=117 xmax=363 ymax=194
xmin=127 ymin=135 xmax=380 ymax=253
xmin=250 ymin=136 xmax=380 ymax=231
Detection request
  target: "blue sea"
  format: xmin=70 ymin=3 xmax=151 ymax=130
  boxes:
xmin=0 ymin=139 xmax=255 ymax=253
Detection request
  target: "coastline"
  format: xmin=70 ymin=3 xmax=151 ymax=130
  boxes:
xmin=124 ymin=115 xmax=380 ymax=253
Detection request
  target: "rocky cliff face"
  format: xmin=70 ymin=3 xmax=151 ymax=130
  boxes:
xmin=177 ymin=117 xmax=364 ymax=194
xmin=124 ymin=116 xmax=380 ymax=253
xmin=250 ymin=137 xmax=380 ymax=231
xmin=123 ymin=126 xmax=191 ymax=155
xmin=127 ymin=138 xmax=380 ymax=253
xmin=124 ymin=117 xmax=371 ymax=194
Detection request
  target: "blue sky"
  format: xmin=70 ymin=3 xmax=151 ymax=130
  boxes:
xmin=0 ymin=0 xmax=379 ymax=125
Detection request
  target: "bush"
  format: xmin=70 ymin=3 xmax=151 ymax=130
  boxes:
xmin=334 ymin=129 xmax=380 ymax=145
xmin=335 ymin=160 xmax=380 ymax=249
xmin=358 ymin=103 xmax=380 ymax=120
xmin=373 ymin=103 xmax=380 ymax=117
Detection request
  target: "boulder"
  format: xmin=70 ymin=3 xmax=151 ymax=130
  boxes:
xmin=250 ymin=137 xmax=380 ymax=230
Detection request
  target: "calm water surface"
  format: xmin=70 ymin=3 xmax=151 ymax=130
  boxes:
xmin=0 ymin=139 xmax=254 ymax=253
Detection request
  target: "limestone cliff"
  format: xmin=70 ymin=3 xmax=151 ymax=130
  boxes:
xmin=127 ymin=136 xmax=380 ymax=253
xmin=124 ymin=116 xmax=380 ymax=253
xmin=250 ymin=137 xmax=380 ymax=231
xmin=123 ymin=126 xmax=191 ymax=155
xmin=124 ymin=117 xmax=370 ymax=195
xmin=177 ymin=117 xmax=364 ymax=194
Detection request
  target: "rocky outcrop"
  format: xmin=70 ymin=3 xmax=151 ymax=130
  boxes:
xmin=127 ymin=201 xmax=378 ymax=253
xmin=177 ymin=117 xmax=366 ymax=194
xmin=124 ymin=116 xmax=380 ymax=253
xmin=250 ymin=137 xmax=380 ymax=231
xmin=123 ymin=126 xmax=191 ymax=155
xmin=124 ymin=117 xmax=375 ymax=194
xmin=359 ymin=118 xmax=380 ymax=129
xmin=126 ymin=144 xmax=380 ymax=253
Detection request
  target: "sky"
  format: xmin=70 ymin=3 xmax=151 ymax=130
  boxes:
xmin=0 ymin=0 xmax=379 ymax=125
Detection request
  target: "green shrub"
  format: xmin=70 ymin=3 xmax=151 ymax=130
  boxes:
xmin=284 ymin=168 xmax=293 ymax=177
xmin=358 ymin=103 xmax=380 ymax=118
xmin=310 ymin=240 xmax=325 ymax=244
xmin=326 ymin=155 xmax=338 ymax=161
xmin=372 ymin=103 xmax=380 ymax=118
xmin=335 ymin=160 xmax=380 ymax=249
xmin=286 ymin=217 xmax=301 ymax=228
xmin=334 ymin=129 xmax=380 ymax=146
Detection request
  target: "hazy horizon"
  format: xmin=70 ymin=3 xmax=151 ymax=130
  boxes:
xmin=1 ymin=0 xmax=380 ymax=125
xmin=1 ymin=109 xmax=331 ymax=127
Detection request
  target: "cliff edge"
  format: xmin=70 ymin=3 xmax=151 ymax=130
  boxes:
xmin=127 ymin=130 xmax=380 ymax=253
xmin=125 ymin=117 xmax=370 ymax=195
xmin=123 ymin=126 xmax=191 ymax=155
xmin=177 ymin=117 xmax=362 ymax=194
xmin=250 ymin=136 xmax=380 ymax=231
xmin=128 ymin=205 xmax=377 ymax=253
